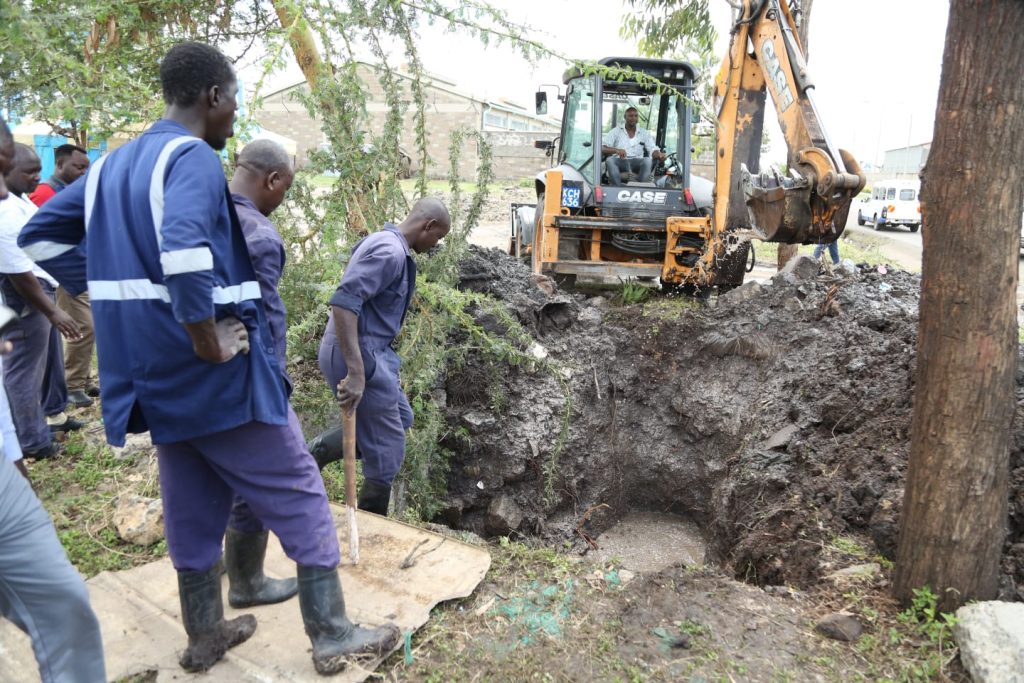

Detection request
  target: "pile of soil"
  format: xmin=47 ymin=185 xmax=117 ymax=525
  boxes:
xmin=440 ymin=246 xmax=1024 ymax=596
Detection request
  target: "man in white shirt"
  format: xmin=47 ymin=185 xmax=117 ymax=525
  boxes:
xmin=0 ymin=144 xmax=81 ymax=459
xmin=601 ymin=106 xmax=666 ymax=185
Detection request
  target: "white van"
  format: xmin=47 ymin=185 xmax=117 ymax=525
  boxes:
xmin=856 ymin=179 xmax=921 ymax=232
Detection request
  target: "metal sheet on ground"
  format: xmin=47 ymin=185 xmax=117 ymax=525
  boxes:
xmin=0 ymin=505 xmax=490 ymax=683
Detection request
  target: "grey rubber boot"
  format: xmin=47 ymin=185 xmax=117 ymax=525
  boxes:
xmin=307 ymin=425 xmax=345 ymax=471
xmin=177 ymin=566 xmax=257 ymax=672
xmin=225 ymin=528 xmax=299 ymax=608
xmin=297 ymin=566 xmax=401 ymax=675
xmin=357 ymin=480 xmax=391 ymax=516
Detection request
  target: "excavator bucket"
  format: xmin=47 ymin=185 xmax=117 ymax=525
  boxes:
xmin=741 ymin=147 xmax=865 ymax=244
xmin=741 ymin=166 xmax=815 ymax=242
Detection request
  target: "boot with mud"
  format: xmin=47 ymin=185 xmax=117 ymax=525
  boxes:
xmin=357 ymin=480 xmax=391 ymax=516
xmin=297 ymin=565 xmax=400 ymax=675
xmin=177 ymin=565 xmax=257 ymax=672
xmin=307 ymin=425 xmax=344 ymax=470
xmin=225 ymin=528 xmax=299 ymax=608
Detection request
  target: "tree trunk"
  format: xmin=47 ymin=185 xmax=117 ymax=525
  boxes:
xmin=271 ymin=0 xmax=375 ymax=232
xmin=776 ymin=0 xmax=812 ymax=271
xmin=893 ymin=0 xmax=1024 ymax=612
xmin=272 ymin=2 xmax=326 ymax=90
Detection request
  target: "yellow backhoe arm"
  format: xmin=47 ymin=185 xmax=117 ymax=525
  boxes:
xmin=713 ymin=0 xmax=866 ymax=245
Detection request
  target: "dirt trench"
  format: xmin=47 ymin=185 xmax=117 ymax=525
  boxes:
xmin=438 ymin=246 xmax=1024 ymax=595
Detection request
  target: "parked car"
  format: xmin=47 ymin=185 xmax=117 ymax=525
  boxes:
xmin=857 ymin=179 xmax=921 ymax=232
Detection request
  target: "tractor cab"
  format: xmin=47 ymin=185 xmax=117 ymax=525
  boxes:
xmin=559 ymin=58 xmax=697 ymax=193
xmin=518 ymin=57 xmax=718 ymax=283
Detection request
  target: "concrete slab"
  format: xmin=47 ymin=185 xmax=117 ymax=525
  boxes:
xmin=1 ymin=505 xmax=490 ymax=682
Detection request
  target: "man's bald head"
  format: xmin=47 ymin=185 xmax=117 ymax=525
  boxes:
xmin=229 ymin=139 xmax=294 ymax=217
xmin=399 ymin=197 xmax=450 ymax=254
xmin=408 ymin=197 xmax=450 ymax=226
xmin=12 ymin=143 xmax=37 ymax=165
xmin=237 ymin=139 xmax=293 ymax=176
xmin=6 ymin=143 xmax=41 ymax=196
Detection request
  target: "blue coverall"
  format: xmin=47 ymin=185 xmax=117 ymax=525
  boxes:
xmin=317 ymin=224 xmax=416 ymax=488
xmin=19 ymin=119 xmax=339 ymax=572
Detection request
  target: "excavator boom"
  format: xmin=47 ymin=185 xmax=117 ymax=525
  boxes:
xmin=713 ymin=0 xmax=866 ymax=244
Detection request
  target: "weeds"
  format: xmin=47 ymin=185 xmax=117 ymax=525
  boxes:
xmin=31 ymin=432 xmax=166 ymax=577
xmin=618 ymin=278 xmax=655 ymax=305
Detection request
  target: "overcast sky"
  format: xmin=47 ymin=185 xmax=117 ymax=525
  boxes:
xmin=247 ymin=0 xmax=950 ymax=167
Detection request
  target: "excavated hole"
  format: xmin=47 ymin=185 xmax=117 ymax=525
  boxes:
xmin=439 ymin=246 xmax=973 ymax=590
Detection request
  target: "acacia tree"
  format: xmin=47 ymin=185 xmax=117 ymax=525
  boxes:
xmin=0 ymin=0 xmax=272 ymax=146
xmin=893 ymin=0 xmax=1024 ymax=611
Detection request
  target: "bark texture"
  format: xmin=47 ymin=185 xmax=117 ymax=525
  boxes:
xmin=893 ymin=0 xmax=1024 ymax=611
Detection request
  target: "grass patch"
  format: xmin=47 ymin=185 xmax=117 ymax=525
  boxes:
xmin=818 ymin=583 xmax=962 ymax=682
xmin=752 ymin=235 xmax=893 ymax=270
xmin=31 ymin=431 xmax=167 ymax=577
xmin=640 ymin=294 xmax=704 ymax=321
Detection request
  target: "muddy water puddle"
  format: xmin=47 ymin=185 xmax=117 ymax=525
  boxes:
xmin=589 ymin=512 xmax=707 ymax=574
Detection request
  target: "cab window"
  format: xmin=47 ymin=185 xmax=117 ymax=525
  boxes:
xmin=560 ymin=79 xmax=595 ymax=171
xmin=886 ymin=188 xmax=896 ymax=200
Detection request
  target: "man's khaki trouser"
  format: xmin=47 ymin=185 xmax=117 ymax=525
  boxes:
xmin=55 ymin=288 xmax=95 ymax=392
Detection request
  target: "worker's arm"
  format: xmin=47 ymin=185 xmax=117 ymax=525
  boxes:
xmin=601 ymin=129 xmax=626 ymax=158
xmin=644 ymin=130 xmax=665 ymax=160
xmin=331 ymin=307 xmax=364 ymax=412
xmin=160 ymin=144 xmax=252 ymax=364
xmin=159 ymin=143 xmax=221 ymax=328
xmin=327 ymin=237 xmax=405 ymax=413
xmin=18 ymin=178 xmax=88 ymax=295
xmin=5 ymin=272 xmax=81 ymax=340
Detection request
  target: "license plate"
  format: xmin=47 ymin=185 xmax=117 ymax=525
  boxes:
xmin=561 ymin=182 xmax=583 ymax=209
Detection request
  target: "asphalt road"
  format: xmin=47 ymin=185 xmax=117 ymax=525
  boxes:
xmin=843 ymin=211 xmax=923 ymax=271
xmin=842 ymin=211 xmax=1024 ymax=307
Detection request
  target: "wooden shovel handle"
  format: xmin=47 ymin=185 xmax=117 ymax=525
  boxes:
xmin=342 ymin=408 xmax=357 ymax=508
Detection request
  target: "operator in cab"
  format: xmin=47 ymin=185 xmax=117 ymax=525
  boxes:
xmin=601 ymin=106 xmax=666 ymax=185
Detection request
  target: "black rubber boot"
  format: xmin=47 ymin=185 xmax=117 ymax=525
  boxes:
xmin=177 ymin=566 xmax=257 ymax=673
xmin=308 ymin=425 xmax=345 ymax=470
xmin=357 ymin=480 xmax=391 ymax=516
xmin=297 ymin=566 xmax=401 ymax=675
xmin=225 ymin=528 xmax=299 ymax=608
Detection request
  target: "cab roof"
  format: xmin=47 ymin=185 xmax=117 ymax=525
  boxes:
xmin=562 ymin=57 xmax=698 ymax=87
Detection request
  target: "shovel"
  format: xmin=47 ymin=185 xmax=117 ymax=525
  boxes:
xmin=342 ymin=404 xmax=360 ymax=565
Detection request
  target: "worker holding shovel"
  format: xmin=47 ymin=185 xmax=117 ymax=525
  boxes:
xmin=315 ymin=198 xmax=450 ymax=516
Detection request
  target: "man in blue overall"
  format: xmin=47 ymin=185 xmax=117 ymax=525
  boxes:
xmin=316 ymin=198 xmax=450 ymax=515
xmin=20 ymin=42 xmax=398 ymax=675
xmin=224 ymin=138 xmax=297 ymax=608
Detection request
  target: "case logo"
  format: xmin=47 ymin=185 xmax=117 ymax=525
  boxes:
xmin=762 ymin=39 xmax=795 ymax=112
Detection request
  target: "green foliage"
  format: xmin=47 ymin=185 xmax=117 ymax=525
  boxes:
xmin=0 ymin=0 xmax=273 ymax=144
xmin=618 ymin=279 xmax=655 ymax=305
xmin=897 ymin=586 xmax=958 ymax=646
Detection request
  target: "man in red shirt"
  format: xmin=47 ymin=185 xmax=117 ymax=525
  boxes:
xmin=28 ymin=144 xmax=90 ymax=206
xmin=28 ymin=144 xmax=96 ymax=408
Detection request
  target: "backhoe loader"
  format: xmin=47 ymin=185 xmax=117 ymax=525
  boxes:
xmin=512 ymin=0 xmax=865 ymax=288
